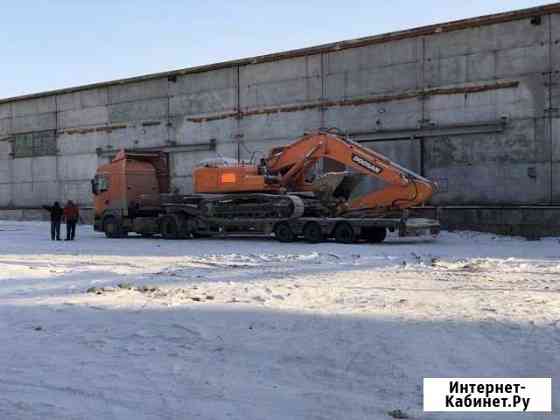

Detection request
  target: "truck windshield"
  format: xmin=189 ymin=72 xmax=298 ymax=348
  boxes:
xmin=91 ymin=175 xmax=109 ymax=195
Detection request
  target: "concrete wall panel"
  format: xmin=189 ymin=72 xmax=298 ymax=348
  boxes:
xmin=327 ymin=62 xmax=419 ymax=99
xmin=129 ymin=122 xmax=169 ymax=148
xmin=550 ymin=117 xmax=560 ymax=200
xmin=12 ymin=158 xmax=32 ymax=183
xmin=0 ymin=184 xmax=11 ymax=207
xmin=427 ymin=162 xmax=548 ymax=205
xmin=240 ymin=109 xmax=322 ymax=143
xmin=424 ymin=19 xmax=547 ymax=59
xmin=58 ymin=154 xmax=98 ymax=182
xmin=0 ymin=103 xmax=11 ymax=119
xmin=326 ymin=39 xmax=420 ymax=99
xmin=243 ymin=76 xmax=321 ymax=108
xmin=109 ymin=98 xmax=168 ymax=123
xmin=12 ymin=181 xmax=58 ymax=207
xmin=495 ymin=45 xmax=549 ymax=78
xmin=425 ymin=44 xmax=548 ymax=86
xmin=57 ymin=88 xmax=108 ymax=111
xmin=12 ymin=97 xmax=56 ymax=117
xmin=327 ymin=38 xmax=419 ymax=73
xmin=107 ymin=128 xmax=140 ymax=150
xmin=58 ymin=131 xmax=109 ymax=155
xmin=464 ymin=51 xmax=497 ymax=82
xmin=173 ymin=117 xmax=236 ymax=145
xmin=242 ymin=56 xmax=321 ymax=85
xmin=170 ymin=89 xmax=236 ymax=116
xmin=324 ymin=98 xmax=421 ymax=132
xmin=0 ymin=118 xmax=11 ymax=136
xmin=58 ymin=106 xmax=109 ymax=129
xmin=170 ymin=68 xmax=235 ymax=96
xmin=429 ymin=85 xmax=537 ymax=126
xmin=61 ymin=181 xmax=92 ymax=205
xmin=550 ymin=13 xmax=560 ymax=68
xmin=424 ymin=55 xmax=467 ymax=87
xmin=424 ymin=123 xmax=536 ymax=169
xmin=0 ymin=140 xmax=11 ymax=159
xmin=32 ymin=156 xmax=58 ymax=182
xmin=240 ymin=56 xmax=322 ymax=108
xmin=12 ymin=113 xmax=56 ymax=133
xmin=109 ymin=79 xmax=168 ymax=103
xmin=0 ymin=158 xmax=11 ymax=183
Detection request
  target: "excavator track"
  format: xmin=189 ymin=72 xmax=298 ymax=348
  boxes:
xmin=198 ymin=194 xmax=304 ymax=220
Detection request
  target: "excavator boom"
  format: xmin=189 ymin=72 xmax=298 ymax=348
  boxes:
xmin=263 ymin=131 xmax=436 ymax=213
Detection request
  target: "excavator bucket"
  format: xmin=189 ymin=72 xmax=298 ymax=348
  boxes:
xmin=311 ymin=171 xmax=364 ymax=201
xmin=333 ymin=172 xmax=364 ymax=200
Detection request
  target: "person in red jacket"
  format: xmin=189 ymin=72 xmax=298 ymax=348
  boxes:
xmin=63 ymin=200 xmax=80 ymax=240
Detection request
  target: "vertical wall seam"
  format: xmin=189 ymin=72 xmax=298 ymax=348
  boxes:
xmin=420 ymin=37 xmax=426 ymax=177
xmin=235 ymin=65 xmax=241 ymax=162
xmin=166 ymin=80 xmax=171 ymax=145
xmin=320 ymin=53 xmax=326 ymax=128
xmin=54 ymin=94 xmax=61 ymax=202
xmin=548 ymin=13 xmax=554 ymax=203
xmin=8 ymin=103 xmax=13 ymax=207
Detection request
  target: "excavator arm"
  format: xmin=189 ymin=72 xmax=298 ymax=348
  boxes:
xmin=264 ymin=131 xmax=436 ymax=213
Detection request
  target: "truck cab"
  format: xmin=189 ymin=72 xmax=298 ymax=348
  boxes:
xmin=92 ymin=150 xmax=169 ymax=237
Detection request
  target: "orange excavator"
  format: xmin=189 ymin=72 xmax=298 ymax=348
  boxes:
xmin=92 ymin=130 xmax=439 ymax=243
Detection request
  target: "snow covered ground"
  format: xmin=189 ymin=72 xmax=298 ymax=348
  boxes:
xmin=0 ymin=221 xmax=558 ymax=419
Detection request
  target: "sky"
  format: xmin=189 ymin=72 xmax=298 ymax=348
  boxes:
xmin=0 ymin=0 xmax=553 ymax=98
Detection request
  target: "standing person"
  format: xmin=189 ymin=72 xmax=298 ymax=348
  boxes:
xmin=64 ymin=200 xmax=80 ymax=241
xmin=42 ymin=201 xmax=63 ymax=241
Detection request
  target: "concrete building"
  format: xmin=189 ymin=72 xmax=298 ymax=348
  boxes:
xmin=1 ymin=3 xmax=560 ymax=235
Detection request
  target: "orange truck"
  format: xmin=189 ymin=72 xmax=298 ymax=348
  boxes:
xmin=91 ymin=130 xmax=440 ymax=243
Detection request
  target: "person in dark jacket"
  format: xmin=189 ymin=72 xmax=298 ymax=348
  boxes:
xmin=63 ymin=200 xmax=80 ymax=241
xmin=43 ymin=201 xmax=63 ymax=240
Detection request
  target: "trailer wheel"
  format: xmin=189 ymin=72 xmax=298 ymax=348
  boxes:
xmin=103 ymin=216 xmax=126 ymax=238
xmin=334 ymin=222 xmax=355 ymax=244
xmin=274 ymin=222 xmax=296 ymax=242
xmin=363 ymin=227 xmax=387 ymax=243
xmin=303 ymin=222 xmax=324 ymax=243
xmin=160 ymin=215 xmax=181 ymax=239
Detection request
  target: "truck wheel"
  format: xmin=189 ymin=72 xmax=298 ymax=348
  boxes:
xmin=303 ymin=222 xmax=324 ymax=243
xmin=160 ymin=215 xmax=180 ymax=239
xmin=363 ymin=227 xmax=387 ymax=243
xmin=103 ymin=216 xmax=125 ymax=238
xmin=274 ymin=222 xmax=296 ymax=243
xmin=334 ymin=222 xmax=355 ymax=244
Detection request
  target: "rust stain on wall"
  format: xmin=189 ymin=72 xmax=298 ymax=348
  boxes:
xmin=61 ymin=124 xmax=128 ymax=135
xmin=187 ymin=81 xmax=520 ymax=123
